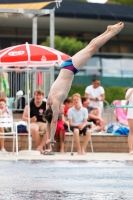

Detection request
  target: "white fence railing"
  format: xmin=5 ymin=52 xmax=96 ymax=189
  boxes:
xmin=0 ymin=68 xmax=50 ymax=112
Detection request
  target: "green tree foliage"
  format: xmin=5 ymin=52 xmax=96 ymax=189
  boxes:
xmin=109 ymin=0 xmax=133 ymax=6
xmin=41 ymin=36 xmax=87 ymax=56
xmin=68 ymin=85 xmax=126 ymax=104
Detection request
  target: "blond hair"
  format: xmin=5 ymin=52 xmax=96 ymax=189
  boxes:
xmin=72 ymin=93 xmax=81 ymax=100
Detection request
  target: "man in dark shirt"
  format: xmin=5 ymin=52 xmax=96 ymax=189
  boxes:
xmin=22 ymin=89 xmax=48 ymax=154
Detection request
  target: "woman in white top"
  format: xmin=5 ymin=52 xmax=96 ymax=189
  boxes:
xmin=125 ymin=88 xmax=133 ymax=154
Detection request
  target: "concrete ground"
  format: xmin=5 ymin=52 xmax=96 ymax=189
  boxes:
xmin=2 ymin=112 xmax=129 ymax=161
xmin=0 ymin=152 xmax=133 ymax=161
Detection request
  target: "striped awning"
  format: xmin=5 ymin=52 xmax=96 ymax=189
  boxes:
xmin=0 ymin=0 xmax=60 ymax=10
xmin=0 ymin=2 xmax=53 ymax=10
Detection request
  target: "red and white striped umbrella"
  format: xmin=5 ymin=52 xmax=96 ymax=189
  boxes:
xmin=0 ymin=42 xmax=70 ymax=67
xmin=0 ymin=43 xmax=70 ymax=154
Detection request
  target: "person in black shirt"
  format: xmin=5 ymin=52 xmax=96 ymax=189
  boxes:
xmin=22 ymin=89 xmax=48 ymax=154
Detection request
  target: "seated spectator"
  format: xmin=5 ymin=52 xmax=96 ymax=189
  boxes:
xmin=0 ymin=98 xmax=10 ymax=116
xmin=64 ymin=97 xmax=73 ymax=120
xmin=68 ymin=93 xmax=91 ymax=155
xmin=82 ymin=97 xmax=106 ymax=132
xmin=1 ymin=90 xmax=14 ymax=109
xmin=0 ymin=97 xmax=11 ymax=153
xmin=22 ymin=89 xmax=50 ymax=154
xmin=55 ymin=105 xmax=66 ymax=153
xmin=84 ymin=78 xmax=105 ymax=114
xmin=63 ymin=97 xmax=73 ymax=132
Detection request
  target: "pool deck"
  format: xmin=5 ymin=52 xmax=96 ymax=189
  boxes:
xmin=0 ymin=152 xmax=133 ymax=161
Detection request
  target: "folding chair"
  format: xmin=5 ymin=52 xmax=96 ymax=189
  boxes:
xmin=65 ymin=121 xmax=94 ymax=155
xmin=0 ymin=116 xmax=18 ymax=155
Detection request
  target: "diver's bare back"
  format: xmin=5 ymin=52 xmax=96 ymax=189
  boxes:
xmin=47 ymin=69 xmax=74 ymax=106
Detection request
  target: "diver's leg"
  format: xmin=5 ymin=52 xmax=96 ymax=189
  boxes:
xmin=72 ymin=22 xmax=124 ymax=70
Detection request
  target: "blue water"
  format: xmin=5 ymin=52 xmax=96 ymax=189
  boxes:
xmin=0 ymin=160 xmax=133 ymax=200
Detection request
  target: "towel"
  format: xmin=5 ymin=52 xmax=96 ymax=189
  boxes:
xmin=113 ymin=127 xmax=129 ymax=136
xmin=1 ymin=72 xmax=10 ymax=96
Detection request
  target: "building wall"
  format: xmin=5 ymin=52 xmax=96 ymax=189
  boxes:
xmin=0 ymin=2 xmax=133 ymax=86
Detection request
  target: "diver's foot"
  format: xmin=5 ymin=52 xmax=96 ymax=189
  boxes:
xmin=110 ymin=22 xmax=124 ymax=35
xmin=46 ymin=139 xmax=56 ymax=146
xmin=43 ymin=149 xmax=55 ymax=155
xmin=106 ymin=25 xmax=112 ymax=33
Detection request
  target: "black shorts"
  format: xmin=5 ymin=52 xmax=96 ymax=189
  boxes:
xmin=64 ymin=124 xmax=69 ymax=132
xmin=70 ymin=125 xmax=90 ymax=136
xmin=88 ymin=119 xmax=96 ymax=124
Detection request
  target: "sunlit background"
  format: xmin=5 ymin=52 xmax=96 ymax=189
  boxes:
xmin=87 ymin=0 xmax=108 ymax=3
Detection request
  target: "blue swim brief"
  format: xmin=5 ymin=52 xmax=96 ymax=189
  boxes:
xmin=61 ymin=58 xmax=79 ymax=75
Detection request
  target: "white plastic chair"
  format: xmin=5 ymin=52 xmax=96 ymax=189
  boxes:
xmin=0 ymin=116 xmax=18 ymax=155
xmin=65 ymin=121 xmax=94 ymax=155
